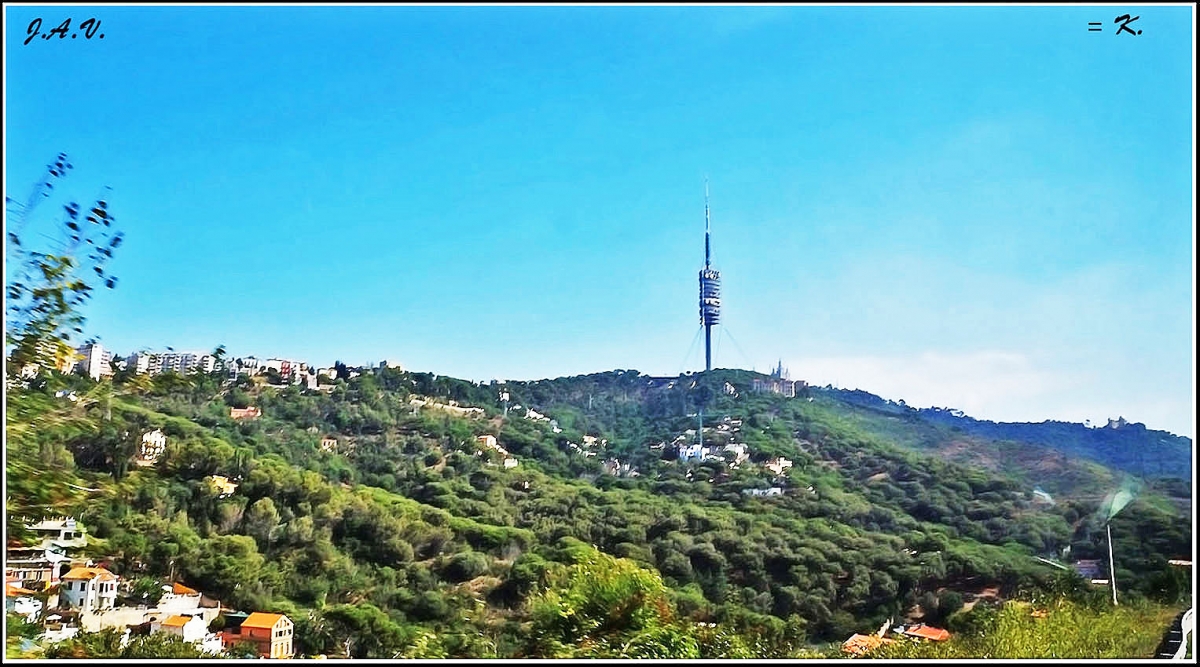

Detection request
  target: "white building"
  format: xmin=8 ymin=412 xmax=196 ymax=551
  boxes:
xmin=160 ymin=353 xmax=197 ymax=374
xmin=59 ymin=566 xmax=118 ymax=611
xmin=128 ymin=352 xmax=152 ymax=375
xmin=765 ymin=457 xmax=793 ymax=476
xmin=158 ymin=582 xmax=203 ymax=612
xmin=678 ymin=443 xmax=705 ymax=462
xmin=477 ymin=435 xmax=499 ymax=450
xmin=24 ymin=517 xmax=87 ymax=550
xmin=152 ymin=614 xmax=209 ymax=644
xmin=75 ymin=343 xmax=113 ymax=381
xmin=127 ymin=351 xmax=215 ymax=375
xmin=503 ymin=458 xmax=519 ymax=469
xmin=742 ymin=487 xmax=784 ymax=497
xmin=138 ymin=429 xmax=167 ymax=465
xmin=525 ymin=408 xmax=550 ymax=422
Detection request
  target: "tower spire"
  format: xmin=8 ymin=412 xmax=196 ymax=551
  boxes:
xmin=698 ymin=179 xmax=721 ymax=372
xmin=704 ymin=177 xmax=711 ymax=270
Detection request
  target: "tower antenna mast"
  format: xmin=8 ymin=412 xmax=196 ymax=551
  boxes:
xmin=699 ymin=179 xmax=721 ymax=372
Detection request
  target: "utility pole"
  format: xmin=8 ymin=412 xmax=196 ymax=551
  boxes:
xmin=1107 ymin=522 xmax=1119 ymax=606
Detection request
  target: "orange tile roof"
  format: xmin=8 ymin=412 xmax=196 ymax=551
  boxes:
xmin=842 ymin=633 xmax=894 ymax=655
xmin=161 ymin=615 xmax=193 ymax=628
xmin=902 ymin=624 xmax=950 ymax=641
xmin=6 ymin=581 xmax=37 ymax=597
xmin=62 ymin=567 xmax=117 ymax=581
xmin=172 ymin=582 xmax=199 ymax=595
xmin=239 ymin=612 xmax=286 ymax=630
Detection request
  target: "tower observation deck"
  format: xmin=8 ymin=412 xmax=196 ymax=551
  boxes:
xmin=699 ymin=181 xmax=720 ymax=371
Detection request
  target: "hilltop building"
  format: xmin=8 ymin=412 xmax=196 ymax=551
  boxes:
xmin=753 ymin=360 xmax=804 ymax=397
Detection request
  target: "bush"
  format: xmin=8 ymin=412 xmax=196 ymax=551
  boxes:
xmin=442 ymin=551 xmax=490 ymax=583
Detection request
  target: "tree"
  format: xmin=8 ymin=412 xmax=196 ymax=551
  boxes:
xmin=121 ymin=633 xmax=205 ymax=658
xmin=525 ymin=545 xmax=700 ymax=658
xmin=321 ymin=603 xmax=408 ymax=658
xmin=243 ymin=497 xmax=282 ymax=549
xmin=6 ymin=154 xmax=123 ymax=377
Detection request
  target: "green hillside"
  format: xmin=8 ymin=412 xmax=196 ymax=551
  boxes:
xmin=5 ymin=365 xmax=1190 ymax=658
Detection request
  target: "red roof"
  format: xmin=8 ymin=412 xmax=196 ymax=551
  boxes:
xmin=902 ymin=624 xmax=950 ymax=641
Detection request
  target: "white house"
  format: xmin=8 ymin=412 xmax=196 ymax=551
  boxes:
xmin=503 ymin=458 xmax=519 ymax=469
xmin=678 ymin=443 xmax=705 ymax=462
xmin=765 ymin=457 xmax=793 ymax=475
xmin=743 ymin=487 xmax=784 ymax=497
xmin=137 ymin=430 xmax=167 ymax=465
xmin=158 ymin=582 xmax=203 ymax=613
xmin=152 ymin=614 xmax=208 ymax=644
xmin=59 ymin=566 xmax=118 ymax=611
xmin=24 ymin=517 xmax=87 ymax=550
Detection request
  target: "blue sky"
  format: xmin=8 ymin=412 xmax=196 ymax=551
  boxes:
xmin=4 ymin=5 xmax=1195 ymax=437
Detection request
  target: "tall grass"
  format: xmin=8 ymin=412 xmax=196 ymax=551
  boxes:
xmin=869 ymin=597 xmax=1179 ymax=659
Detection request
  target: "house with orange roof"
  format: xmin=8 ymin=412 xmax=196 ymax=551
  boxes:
xmin=842 ymin=633 xmax=894 ymax=656
xmin=229 ymin=406 xmax=261 ymax=420
xmin=897 ymin=623 xmax=951 ymax=642
xmin=152 ymin=613 xmax=208 ymax=643
xmin=6 ymin=575 xmax=43 ymax=620
xmin=221 ymin=611 xmax=294 ymax=658
xmin=59 ymin=566 xmax=118 ymax=612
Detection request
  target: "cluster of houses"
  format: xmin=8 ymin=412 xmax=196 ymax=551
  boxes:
xmin=655 ymin=414 xmax=798 ymax=496
xmin=565 ymin=434 xmax=607 ymax=458
xmin=842 ymin=619 xmax=951 ymax=656
xmin=5 ymin=517 xmax=294 ymax=658
xmin=411 ymin=396 xmax=486 ymax=418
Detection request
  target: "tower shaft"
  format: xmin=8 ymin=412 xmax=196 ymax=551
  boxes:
xmin=705 ymin=324 xmax=712 ymax=372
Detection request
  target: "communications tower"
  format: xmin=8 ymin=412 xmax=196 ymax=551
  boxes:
xmin=699 ymin=180 xmax=721 ymax=371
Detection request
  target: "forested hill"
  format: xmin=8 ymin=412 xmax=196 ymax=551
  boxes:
xmin=5 ymin=365 xmax=1191 ymax=658
xmin=813 ymin=385 xmax=1192 ymax=484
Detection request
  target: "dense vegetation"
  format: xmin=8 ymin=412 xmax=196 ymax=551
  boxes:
xmin=5 ymin=363 xmax=1191 ymax=658
xmin=824 ymin=387 xmax=1192 ymax=485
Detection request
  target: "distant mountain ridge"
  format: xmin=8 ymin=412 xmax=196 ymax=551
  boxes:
xmin=816 ymin=386 xmax=1193 ymax=483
